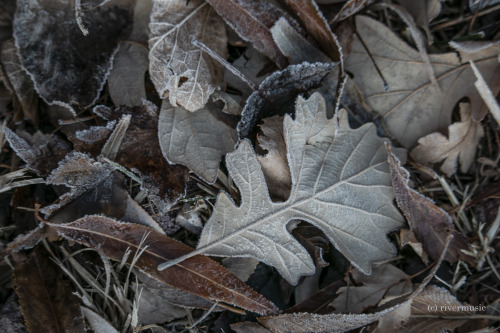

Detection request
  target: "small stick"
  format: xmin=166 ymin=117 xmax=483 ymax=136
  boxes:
xmin=192 ymin=39 xmax=258 ymax=91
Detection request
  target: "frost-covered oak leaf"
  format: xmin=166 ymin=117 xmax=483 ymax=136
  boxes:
xmin=159 ymin=93 xmax=405 ymax=285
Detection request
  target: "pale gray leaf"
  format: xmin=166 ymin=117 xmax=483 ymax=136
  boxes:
xmin=158 ymin=101 xmax=237 ymax=183
xmin=149 ymin=0 xmax=227 ymax=111
xmin=169 ymin=93 xmax=405 ymax=285
xmin=108 ymin=41 xmax=148 ymax=107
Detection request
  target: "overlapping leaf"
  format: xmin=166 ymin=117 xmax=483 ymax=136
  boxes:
xmin=46 ymin=216 xmax=279 ymax=315
xmin=411 ymin=102 xmax=484 ymax=176
xmin=345 ymin=15 xmax=500 ymax=147
xmin=149 ymin=0 xmax=227 ymax=111
xmin=161 ymin=93 xmax=405 ymax=285
xmin=158 ymin=100 xmax=238 ymax=183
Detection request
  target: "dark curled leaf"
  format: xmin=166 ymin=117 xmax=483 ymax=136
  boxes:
xmin=237 ymin=62 xmax=336 ymax=140
xmin=13 ymin=0 xmax=132 ymax=108
xmin=46 ymin=216 xmax=280 ymax=315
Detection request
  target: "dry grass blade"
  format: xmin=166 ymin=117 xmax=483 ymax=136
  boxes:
xmin=45 ymin=216 xmax=279 ymax=315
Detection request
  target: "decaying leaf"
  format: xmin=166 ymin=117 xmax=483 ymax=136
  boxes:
xmin=162 ymin=93 xmax=405 ymax=285
xmin=345 ymin=15 xmax=500 ymax=147
xmin=237 ymin=62 xmax=336 ymax=140
xmin=4 ymin=128 xmax=70 ymax=177
xmin=411 ymin=102 xmax=484 ymax=176
xmin=158 ymin=100 xmax=238 ymax=183
xmin=281 ymin=0 xmax=340 ymax=61
xmin=0 ymin=39 xmax=38 ymax=124
xmin=330 ymin=264 xmax=412 ymax=313
xmin=108 ymin=41 xmax=148 ymax=107
xmin=13 ymin=0 xmax=131 ymax=108
xmin=256 ymin=116 xmax=291 ymax=201
xmin=387 ymin=146 xmax=473 ymax=264
xmin=13 ymin=246 xmax=85 ymax=333
xmin=205 ymin=0 xmax=290 ymax=68
xmin=46 ymin=216 xmax=279 ymax=315
xmin=92 ymin=103 xmax=189 ymax=210
xmin=149 ymin=0 xmax=227 ymax=111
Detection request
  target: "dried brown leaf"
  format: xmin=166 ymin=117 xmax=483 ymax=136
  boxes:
xmin=387 ymin=146 xmax=473 ymax=265
xmin=46 ymin=216 xmax=279 ymax=315
xmin=149 ymin=0 xmax=227 ymax=111
xmin=206 ymin=0 xmax=289 ymax=68
xmin=13 ymin=246 xmax=85 ymax=333
xmin=94 ymin=103 xmax=189 ymax=210
xmin=345 ymin=15 xmax=500 ymax=148
xmin=411 ymin=102 xmax=484 ymax=176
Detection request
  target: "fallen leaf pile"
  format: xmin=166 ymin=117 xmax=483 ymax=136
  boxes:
xmin=1 ymin=0 xmax=500 ymax=332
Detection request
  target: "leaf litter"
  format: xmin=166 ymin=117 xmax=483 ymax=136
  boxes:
xmin=1 ymin=1 xmax=500 ymax=332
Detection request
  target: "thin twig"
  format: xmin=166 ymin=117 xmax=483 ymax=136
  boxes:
xmin=192 ymin=39 xmax=258 ymax=91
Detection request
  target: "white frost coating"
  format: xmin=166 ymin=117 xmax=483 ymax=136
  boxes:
xmin=160 ymin=93 xmax=405 ymax=285
xmin=75 ymin=121 xmax=116 ymax=144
